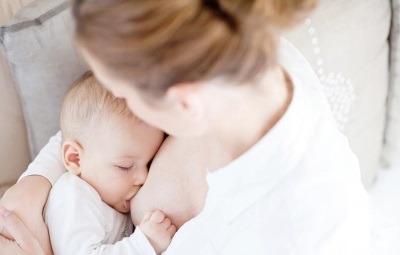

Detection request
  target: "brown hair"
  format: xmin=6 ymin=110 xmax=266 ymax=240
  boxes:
xmin=60 ymin=71 xmax=137 ymax=141
xmin=73 ymin=0 xmax=317 ymax=95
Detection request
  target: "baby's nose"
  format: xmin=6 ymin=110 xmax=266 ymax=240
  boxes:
xmin=133 ymin=167 xmax=148 ymax=186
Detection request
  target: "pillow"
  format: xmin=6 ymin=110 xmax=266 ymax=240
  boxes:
xmin=0 ymin=0 xmax=38 ymax=195
xmin=285 ymin=0 xmax=391 ymax=188
xmin=0 ymin=0 xmax=36 ymax=24
xmin=0 ymin=0 xmax=88 ymax=158
xmin=383 ymin=0 xmax=400 ymax=168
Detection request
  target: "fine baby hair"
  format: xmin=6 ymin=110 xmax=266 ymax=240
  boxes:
xmin=60 ymin=71 xmax=137 ymax=141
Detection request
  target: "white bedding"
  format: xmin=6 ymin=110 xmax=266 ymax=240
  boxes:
xmin=370 ymin=165 xmax=400 ymax=255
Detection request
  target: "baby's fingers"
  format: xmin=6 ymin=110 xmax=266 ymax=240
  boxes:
xmin=160 ymin=217 xmax=172 ymax=229
xmin=142 ymin=212 xmax=152 ymax=222
xmin=148 ymin=210 xmax=166 ymax=224
xmin=167 ymin=224 xmax=177 ymax=237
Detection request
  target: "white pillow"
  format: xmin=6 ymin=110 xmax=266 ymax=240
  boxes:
xmin=285 ymin=0 xmax=391 ymax=188
xmin=0 ymin=0 xmax=36 ymax=194
xmin=0 ymin=0 xmax=88 ymax=158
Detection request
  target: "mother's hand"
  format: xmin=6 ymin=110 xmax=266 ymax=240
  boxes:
xmin=0 ymin=176 xmax=53 ymax=254
xmin=0 ymin=206 xmax=45 ymax=255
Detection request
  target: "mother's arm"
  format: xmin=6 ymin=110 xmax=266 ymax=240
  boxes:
xmin=130 ymin=136 xmax=231 ymax=228
xmin=0 ymin=131 xmax=65 ymax=255
xmin=0 ymin=176 xmax=52 ymax=255
xmin=0 ymin=206 xmax=45 ymax=255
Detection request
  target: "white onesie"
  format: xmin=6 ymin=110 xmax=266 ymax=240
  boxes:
xmin=44 ymin=172 xmax=156 ymax=255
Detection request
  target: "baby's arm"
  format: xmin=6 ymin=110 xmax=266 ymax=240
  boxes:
xmin=139 ymin=210 xmax=177 ymax=255
xmin=0 ymin=131 xmax=65 ymax=255
xmin=90 ymin=211 xmax=176 ymax=255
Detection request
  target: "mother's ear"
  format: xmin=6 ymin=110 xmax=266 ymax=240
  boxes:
xmin=166 ymin=83 xmax=205 ymax=122
xmin=62 ymin=141 xmax=83 ymax=176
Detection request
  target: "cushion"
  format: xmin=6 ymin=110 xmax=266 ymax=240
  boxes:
xmin=0 ymin=0 xmax=35 ymax=25
xmin=0 ymin=0 xmax=36 ymax=196
xmin=383 ymin=0 xmax=400 ymax=168
xmin=285 ymin=0 xmax=391 ymax=188
xmin=0 ymin=0 xmax=88 ymax=159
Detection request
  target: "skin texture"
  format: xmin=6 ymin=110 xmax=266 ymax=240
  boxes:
xmin=0 ymin=206 xmax=44 ymax=255
xmin=130 ymin=136 xmax=232 ymax=228
xmin=140 ymin=210 xmax=177 ymax=254
xmin=61 ymin=114 xmax=177 ymax=253
xmin=0 ymin=177 xmax=52 ymax=255
xmin=63 ymin=115 xmax=164 ymax=214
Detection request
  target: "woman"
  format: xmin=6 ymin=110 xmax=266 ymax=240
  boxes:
xmin=0 ymin=0 xmax=370 ymax=254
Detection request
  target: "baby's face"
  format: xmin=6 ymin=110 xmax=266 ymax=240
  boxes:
xmin=78 ymin=116 xmax=164 ymax=213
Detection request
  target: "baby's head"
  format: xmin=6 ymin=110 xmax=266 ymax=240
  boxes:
xmin=60 ymin=71 xmax=164 ymax=213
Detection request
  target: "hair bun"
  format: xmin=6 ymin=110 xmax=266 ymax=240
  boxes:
xmin=73 ymin=0 xmax=318 ymax=94
xmin=215 ymin=0 xmax=317 ymax=31
xmin=203 ymin=0 xmax=238 ymax=30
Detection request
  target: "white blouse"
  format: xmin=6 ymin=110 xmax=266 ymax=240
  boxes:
xmin=163 ymin=39 xmax=370 ymax=255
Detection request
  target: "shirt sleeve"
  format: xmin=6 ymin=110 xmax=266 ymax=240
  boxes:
xmin=18 ymin=131 xmax=66 ymax=186
xmin=45 ymin=174 xmax=157 ymax=255
xmin=92 ymin=227 xmax=157 ymax=255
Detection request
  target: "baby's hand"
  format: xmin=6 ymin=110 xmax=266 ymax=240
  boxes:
xmin=139 ymin=210 xmax=177 ymax=255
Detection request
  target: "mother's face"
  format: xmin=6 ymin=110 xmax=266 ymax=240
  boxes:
xmin=80 ymin=48 xmax=209 ymax=137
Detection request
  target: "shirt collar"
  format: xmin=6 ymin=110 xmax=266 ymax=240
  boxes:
xmin=206 ymin=38 xmax=313 ymax=223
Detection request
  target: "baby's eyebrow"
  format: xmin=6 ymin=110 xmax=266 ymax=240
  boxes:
xmin=113 ymin=155 xmax=137 ymax=161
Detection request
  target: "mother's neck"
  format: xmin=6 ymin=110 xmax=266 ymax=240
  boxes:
xmin=205 ymin=66 xmax=293 ymax=161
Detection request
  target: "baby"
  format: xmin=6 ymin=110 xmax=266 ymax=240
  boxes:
xmin=44 ymin=71 xmax=175 ymax=255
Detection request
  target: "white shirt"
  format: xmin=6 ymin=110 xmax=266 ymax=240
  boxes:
xmin=44 ymin=172 xmax=156 ymax=255
xmin=20 ymin=130 xmax=64 ymax=186
xmin=21 ymin=39 xmax=371 ymax=255
xmin=160 ymin=39 xmax=371 ymax=255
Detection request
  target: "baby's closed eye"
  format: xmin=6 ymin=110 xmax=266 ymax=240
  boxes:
xmin=116 ymin=164 xmax=135 ymax=171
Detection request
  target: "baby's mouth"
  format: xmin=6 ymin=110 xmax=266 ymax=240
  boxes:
xmin=125 ymin=193 xmax=137 ymax=210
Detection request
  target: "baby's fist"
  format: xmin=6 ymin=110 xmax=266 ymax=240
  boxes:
xmin=139 ymin=210 xmax=177 ymax=255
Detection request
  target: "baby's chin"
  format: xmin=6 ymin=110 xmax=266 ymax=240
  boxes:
xmin=124 ymin=200 xmax=132 ymax=212
xmin=109 ymin=201 xmax=131 ymax=214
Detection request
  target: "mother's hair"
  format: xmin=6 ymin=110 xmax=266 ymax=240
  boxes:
xmin=73 ymin=0 xmax=317 ymax=95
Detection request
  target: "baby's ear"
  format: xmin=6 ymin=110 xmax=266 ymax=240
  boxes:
xmin=62 ymin=141 xmax=83 ymax=175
